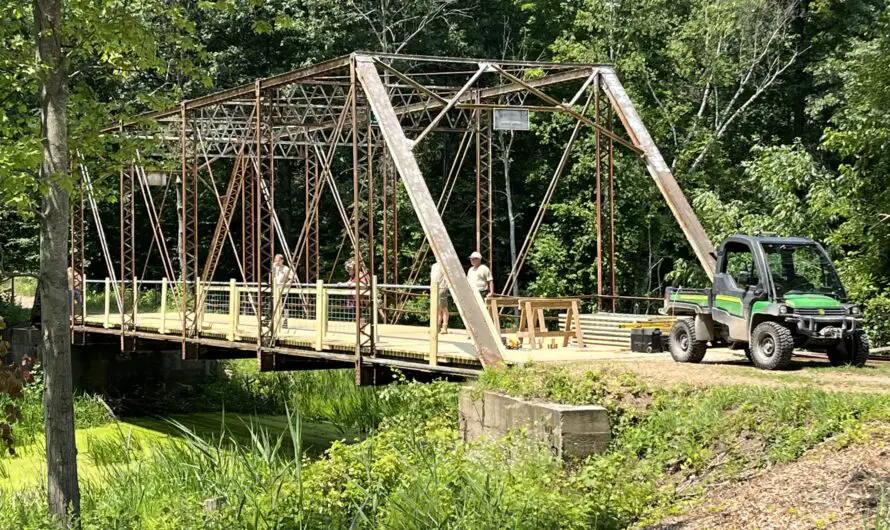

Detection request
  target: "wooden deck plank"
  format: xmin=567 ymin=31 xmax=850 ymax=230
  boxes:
xmin=82 ymin=310 xmax=631 ymax=367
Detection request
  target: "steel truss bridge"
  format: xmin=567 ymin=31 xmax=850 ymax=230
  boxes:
xmin=69 ymin=52 xmax=715 ymax=383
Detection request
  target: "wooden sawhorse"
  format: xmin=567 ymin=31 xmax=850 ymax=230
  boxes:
xmin=488 ymin=296 xmax=585 ymax=349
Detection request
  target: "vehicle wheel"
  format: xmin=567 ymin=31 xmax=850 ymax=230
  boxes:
xmin=826 ymin=332 xmax=870 ymax=367
xmin=847 ymin=331 xmax=870 ymax=367
xmin=825 ymin=342 xmax=850 ymax=366
xmin=668 ymin=318 xmax=707 ymax=363
xmin=750 ymin=322 xmax=794 ymax=370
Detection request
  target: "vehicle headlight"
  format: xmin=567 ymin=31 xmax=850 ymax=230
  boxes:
xmin=848 ymin=305 xmax=861 ymax=316
xmin=779 ymin=305 xmax=791 ymax=314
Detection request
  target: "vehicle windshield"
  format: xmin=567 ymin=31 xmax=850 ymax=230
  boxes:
xmin=761 ymin=243 xmax=846 ymax=300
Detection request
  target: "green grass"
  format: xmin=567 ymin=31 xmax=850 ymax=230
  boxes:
xmin=877 ymin=490 xmax=890 ymax=530
xmin=477 ymin=364 xmax=890 ymax=526
xmin=4 ymin=365 xmax=890 ymax=528
xmin=163 ymin=360 xmax=390 ymax=434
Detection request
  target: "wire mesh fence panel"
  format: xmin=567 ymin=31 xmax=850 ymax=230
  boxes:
xmin=379 ymin=285 xmax=432 ymax=326
xmin=133 ymin=281 xmax=165 ymax=329
xmin=238 ymin=285 xmax=261 ymax=318
xmin=83 ymin=279 xmax=106 ymax=319
xmin=202 ymin=284 xmax=230 ymax=316
xmin=277 ymin=284 xmax=317 ymax=333
xmin=325 ymin=287 xmax=372 ymax=335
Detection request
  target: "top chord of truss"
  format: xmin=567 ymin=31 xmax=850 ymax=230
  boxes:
xmin=104 ymin=52 xmax=611 ymax=161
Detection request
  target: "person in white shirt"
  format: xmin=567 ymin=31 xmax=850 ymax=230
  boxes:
xmin=271 ymin=254 xmax=292 ymax=328
xmin=430 ymin=261 xmax=450 ymax=334
xmin=466 ymin=251 xmax=493 ymax=300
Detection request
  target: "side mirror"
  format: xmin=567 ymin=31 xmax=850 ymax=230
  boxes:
xmin=737 ymin=270 xmax=750 ymax=287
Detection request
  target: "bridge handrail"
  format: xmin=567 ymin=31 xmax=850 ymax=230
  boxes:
xmin=81 ymin=275 xmax=444 ymax=367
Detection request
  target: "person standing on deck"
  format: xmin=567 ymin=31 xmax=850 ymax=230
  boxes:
xmin=466 ymin=251 xmax=493 ymax=301
xmin=271 ymin=254 xmax=292 ymax=329
xmin=66 ymin=267 xmax=83 ymax=316
xmin=430 ymin=261 xmax=450 ymax=334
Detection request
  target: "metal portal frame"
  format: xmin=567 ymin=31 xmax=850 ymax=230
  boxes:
xmin=77 ymin=52 xmax=714 ymax=378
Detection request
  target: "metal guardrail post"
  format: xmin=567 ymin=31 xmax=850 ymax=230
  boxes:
xmin=315 ymin=280 xmax=325 ymax=350
xmin=272 ymin=281 xmax=282 ymax=340
xmin=103 ymin=277 xmax=111 ymax=328
xmin=196 ymin=281 xmax=205 ymax=331
xmin=133 ymin=279 xmax=139 ymax=329
xmin=159 ymin=277 xmax=168 ymax=334
xmin=372 ymin=275 xmax=379 ymax=344
xmin=429 ymin=282 xmax=439 ymax=366
xmin=228 ymin=279 xmax=237 ymax=341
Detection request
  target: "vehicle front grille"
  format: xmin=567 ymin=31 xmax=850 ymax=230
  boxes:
xmin=795 ymin=308 xmax=845 ymax=317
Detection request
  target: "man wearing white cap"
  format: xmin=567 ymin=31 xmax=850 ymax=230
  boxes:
xmin=466 ymin=251 xmax=493 ymax=300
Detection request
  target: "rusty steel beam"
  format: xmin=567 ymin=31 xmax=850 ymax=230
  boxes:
xmin=364 ymin=51 xmax=605 ymax=69
xmin=599 ymin=68 xmax=717 ymax=278
xmin=489 ymin=64 xmax=641 ymax=155
xmin=102 ymin=56 xmax=352 ymax=133
xmin=355 ymin=55 xmax=505 ymax=367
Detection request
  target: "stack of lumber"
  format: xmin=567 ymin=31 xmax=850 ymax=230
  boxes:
xmin=557 ymin=313 xmax=677 ymax=349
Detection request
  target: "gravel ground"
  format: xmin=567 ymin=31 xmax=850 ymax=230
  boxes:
xmin=648 ymin=427 xmax=890 ymax=529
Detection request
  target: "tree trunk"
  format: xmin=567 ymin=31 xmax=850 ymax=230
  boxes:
xmin=500 ymin=131 xmax=520 ymax=298
xmin=504 ymin=152 xmax=519 ymax=298
xmin=34 ymin=0 xmax=80 ymax=523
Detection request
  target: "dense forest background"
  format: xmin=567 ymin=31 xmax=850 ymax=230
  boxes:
xmin=1 ymin=0 xmax=889 ymax=341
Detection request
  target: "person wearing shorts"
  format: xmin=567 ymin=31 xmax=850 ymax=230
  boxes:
xmin=430 ymin=261 xmax=450 ymax=334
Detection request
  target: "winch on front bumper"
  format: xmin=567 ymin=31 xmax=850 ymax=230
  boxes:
xmin=785 ymin=308 xmax=861 ymax=339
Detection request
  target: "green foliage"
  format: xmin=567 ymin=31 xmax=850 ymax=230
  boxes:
xmin=477 ymin=365 xmax=890 ymax=527
xmin=863 ymin=292 xmax=890 ymax=349
xmin=160 ymin=361 xmax=391 ymax=434
xmin=6 ymin=364 xmax=890 ymax=528
xmin=85 ymin=427 xmax=144 ymax=467
xmin=8 ymin=368 xmax=113 ymax=449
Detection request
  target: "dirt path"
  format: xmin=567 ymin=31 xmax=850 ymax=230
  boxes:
xmin=648 ymin=427 xmax=890 ymax=529
xmin=563 ymin=350 xmax=890 ymax=395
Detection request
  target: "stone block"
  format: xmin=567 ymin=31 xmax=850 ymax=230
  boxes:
xmin=560 ymin=432 xmax=612 ymax=458
xmin=458 ymin=388 xmax=484 ymax=441
xmin=458 ymin=388 xmax=611 ymax=459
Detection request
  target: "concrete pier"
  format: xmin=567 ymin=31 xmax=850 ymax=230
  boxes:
xmin=458 ymin=388 xmax=611 ymax=459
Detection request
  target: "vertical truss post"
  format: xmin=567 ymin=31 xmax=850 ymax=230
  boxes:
xmin=367 ymin=122 xmax=375 ymax=281
xmin=351 ymin=58 xmax=365 ymax=383
xmin=381 ymin=148 xmax=389 ymax=312
xmin=303 ymin=144 xmax=321 ymax=283
xmin=608 ymin=105 xmax=617 ymax=313
xmin=255 ymin=80 xmax=275 ymax=369
xmin=120 ymin=166 xmax=136 ymax=350
xmin=594 ymin=75 xmax=604 ymax=312
xmin=350 ymin=59 xmax=377 ymax=384
xmin=355 ymin=55 xmax=505 ymax=367
xmin=475 ymin=97 xmax=482 ymax=255
xmin=180 ymin=104 xmax=199 ymax=359
xmin=479 ymin=109 xmax=493 ymax=266
xmin=392 ymin=161 xmax=399 ymax=289
xmin=70 ymin=176 xmax=85 ymax=335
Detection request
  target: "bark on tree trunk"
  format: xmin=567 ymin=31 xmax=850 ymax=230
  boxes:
xmin=34 ymin=0 xmax=80 ymax=523
xmin=498 ymin=131 xmax=520 ymax=298
xmin=504 ymin=152 xmax=519 ymax=298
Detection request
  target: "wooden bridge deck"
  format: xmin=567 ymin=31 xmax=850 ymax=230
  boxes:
xmin=79 ymin=311 xmax=633 ymax=371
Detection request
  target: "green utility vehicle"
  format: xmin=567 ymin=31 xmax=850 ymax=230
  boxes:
xmin=663 ymin=235 xmax=869 ymax=370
